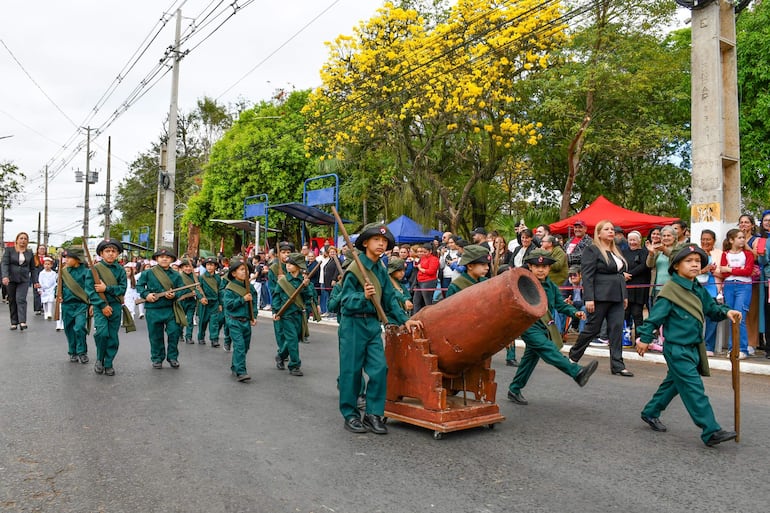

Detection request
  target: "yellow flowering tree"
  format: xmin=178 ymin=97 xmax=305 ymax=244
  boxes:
xmin=304 ymin=0 xmax=565 ymax=232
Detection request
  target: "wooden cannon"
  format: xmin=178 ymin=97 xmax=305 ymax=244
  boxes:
xmin=385 ymin=268 xmax=546 ymax=438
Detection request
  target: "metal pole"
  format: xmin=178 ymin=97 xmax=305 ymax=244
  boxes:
xmin=83 ymin=126 xmax=91 ymax=242
xmin=104 ymin=136 xmax=112 ymax=238
xmin=43 ymin=165 xmax=49 ymax=247
xmin=160 ymin=8 xmax=182 ymax=251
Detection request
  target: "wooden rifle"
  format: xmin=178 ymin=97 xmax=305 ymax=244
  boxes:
xmin=331 ymin=206 xmax=388 ymax=324
xmin=274 ymin=263 xmax=321 ymax=319
xmin=54 ymin=253 xmax=64 ymax=321
xmin=82 ymin=243 xmax=107 ymax=303
xmin=135 ymin=282 xmax=199 ymax=304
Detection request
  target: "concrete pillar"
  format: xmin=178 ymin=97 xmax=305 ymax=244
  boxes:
xmin=689 ymin=0 xmax=741 ymax=244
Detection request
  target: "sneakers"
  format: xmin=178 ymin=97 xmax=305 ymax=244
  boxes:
xmin=168 ymin=360 xmax=180 ymax=368
xmin=184 ymin=338 xmax=194 ymax=344
xmin=739 ymin=352 xmax=748 ymax=360
xmin=78 ymin=354 xmax=89 ymax=364
xmin=275 ymin=355 xmax=286 ymax=370
xmin=747 ymin=346 xmax=756 ymax=356
xmin=223 ymin=343 xmax=231 ymax=352
xmin=198 ymin=340 xmax=206 ymax=345
xmin=94 ymin=361 xmax=105 ymax=374
xmin=69 ymin=354 xmax=79 ymax=362
xmin=589 ymin=338 xmax=609 ymax=347
xmin=236 ymin=374 xmax=251 ymax=382
xmin=152 ymin=362 xmax=163 ymax=369
xmin=289 ymin=367 xmax=304 ymax=377
xmin=649 ymin=343 xmax=664 ymax=352
xmin=706 ymin=350 xmax=715 ymax=357
xmin=505 ymin=359 xmax=518 ymax=367
xmin=104 ymin=367 xmax=115 ymax=376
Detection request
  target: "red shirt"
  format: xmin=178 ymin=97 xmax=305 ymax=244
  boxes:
xmin=416 ymin=254 xmax=439 ymax=282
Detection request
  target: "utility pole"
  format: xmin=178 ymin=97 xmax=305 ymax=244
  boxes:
xmin=104 ymin=136 xmax=112 ymax=238
xmin=76 ymin=126 xmax=98 ymax=243
xmin=688 ymin=0 xmax=740 ymax=240
xmin=43 ymin=165 xmax=49 ymax=247
xmin=158 ymin=8 xmax=183 ymax=252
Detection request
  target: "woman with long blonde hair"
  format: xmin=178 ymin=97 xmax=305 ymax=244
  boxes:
xmin=568 ymin=220 xmax=632 ymax=376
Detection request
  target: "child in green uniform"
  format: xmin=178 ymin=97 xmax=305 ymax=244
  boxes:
xmin=272 ymin=253 xmax=313 ymax=376
xmin=387 ymin=257 xmax=413 ymax=315
xmin=337 ymin=223 xmax=423 ymax=435
xmin=196 ymin=257 xmax=223 ymax=347
xmin=136 ymin=248 xmax=186 ymax=369
xmin=90 ymin=239 xmax=128 ymax=376
xmin=636 ymin=244 xmax=741 ymax=447
xmin=507 ymin=249 xmax=598 ymax=406
xmin=445 ymin=244 xmax=490 ymax=297
xmin=178 ymin=259 xmax=198 ymax=344
xmin=223 ymin=258 xmax=258 ymax=382
xmin=269 ymin=241 xmax=294 ymax=357
xmin=59 ymin=248 xmax=93 ymax=364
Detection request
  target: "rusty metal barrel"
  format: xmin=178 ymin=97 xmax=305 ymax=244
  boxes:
xmin=412 ymin=268 xmax=547 ymax=375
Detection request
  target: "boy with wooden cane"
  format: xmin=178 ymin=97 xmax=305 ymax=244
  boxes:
xmin=272 ymin=253 xmax=314 ymax=376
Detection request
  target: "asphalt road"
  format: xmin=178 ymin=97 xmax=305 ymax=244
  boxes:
xmin=1 ymin=312 xmax=768 ymax=513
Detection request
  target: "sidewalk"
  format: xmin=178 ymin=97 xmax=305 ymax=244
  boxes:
xmin=259 ymin=310 xmax=770 ymax=377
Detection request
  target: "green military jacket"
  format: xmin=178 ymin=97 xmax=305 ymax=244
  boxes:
xmin=62 ymin=264 xmax=93 ymax=304
xmin=637 ymin=273 xmax=729 ymax=346
xmin=338 ymin=253 xmax=409 ymax=326
xmin=136 ymin=265 xmax=185 ymax=309
xmin=521 ymin=277 xmax=580 ymax=341
xmin=445 ymin=272 xmax=486 ymax=297
xmin=90 ymin=261 xmax=127 ymax=308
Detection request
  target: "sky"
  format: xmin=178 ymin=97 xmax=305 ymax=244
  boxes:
xmin=0 ymin=0 xmax=385 ymax=247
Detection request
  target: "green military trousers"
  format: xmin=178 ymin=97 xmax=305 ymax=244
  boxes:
xmin=641 ymin=343 xmax=721 ymax=443
xmin=276 ymin=312 xmax=302 ymax=371
xmin=509 ymin=328 xmax=580 ymax=394
xmin=62 ymin=302 xmax=89 ymax=356
xmin=181 ymin=298 xmax=196 ymax=340
xmin=338 ymin=315 xmax=387 ymax=420
xmin=145 ymin=306 xmax=181 ymax=364
xmin=226 ymin=316 xmax=251 ymax=375
xmin=197 ymin=302 xmax=221 ymax=343
xmin=93 ymin=302 xmax=121 ymax=368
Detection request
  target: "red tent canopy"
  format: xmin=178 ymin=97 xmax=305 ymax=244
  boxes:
xmin=549 ymin=196 xmax=680 ymax=237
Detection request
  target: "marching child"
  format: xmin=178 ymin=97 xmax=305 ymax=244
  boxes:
xmin=269 ymin=241 xmax=294 ymax=353
xmin=336 ymin=223 xmax=422 ymax=435
xmin=445 ymin=244 xmax=490 ymax=297
xmin=223 ymin=258 xmax=258 ymax=382
xmin=196 ymin=257 xmax=223 ymax=347
xmin=387 ymin=257 xmax=413 ymax=315
xmin=506 ymin=249 xmax=597 ymax=406
xmin=59 ymin=248 xmax=93 ymax=364
xmin=272 ymin=253 xmax=313 ymax=376
xmin=37 ymin=256 xmax=58 ymax=320
xmin=136 ymin=247 xmax=186 ymax=369
xmin=636 ymin=244 xmax=741 ymax=447
xmin=178 ymin=259 xmax=198 ymax=344
xmin=90 ymin=239 xmax=128 ymax=376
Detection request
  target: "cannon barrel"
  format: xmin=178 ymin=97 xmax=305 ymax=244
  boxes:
xmin=412 ymin=268 xmax=547 ymax=375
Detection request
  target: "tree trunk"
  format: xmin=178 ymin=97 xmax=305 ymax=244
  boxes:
xmin=186 ymin=223 xmax=200 ymax=257
xmin=560 ymin=110 xmax=593 ymax=219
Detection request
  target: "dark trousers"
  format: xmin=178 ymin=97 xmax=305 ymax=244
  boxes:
xmin=625 ymin=302 xmax=645 ymax=335
xmin=412 ymin=279 xmax=436 ymax=314
xmin=569 ymin=300 xmax=626 ymax=373
xmin=7 ymin=281 xmax=29 ymax=325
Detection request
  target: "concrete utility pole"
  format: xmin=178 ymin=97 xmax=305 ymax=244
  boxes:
xmin=76 ymin=127 xmax=98 ymax=243
xmin=157 ymin=8 xmax=183 ymax=252
xmin=688 ymin=0 xmax=741 ymax=242
xmin=43 ymin=165 xmax=49 ymax=246
xmin=104 ymin=136 xmax=112 ymax=239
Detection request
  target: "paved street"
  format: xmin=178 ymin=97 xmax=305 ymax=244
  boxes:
xmin=1 ymin=311 xmax=769 ymax=513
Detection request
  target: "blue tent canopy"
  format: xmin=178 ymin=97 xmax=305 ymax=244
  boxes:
xmin=387 ymin=215 xmax=442 ymax=244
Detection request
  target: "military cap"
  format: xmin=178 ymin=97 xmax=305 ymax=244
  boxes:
xmin=286 ymin=252 xmax=307 ymax=271
xmin=227 ymin=257 xmax=254 ymax=281
xmin=96 ymin=238 xmax=123 ymax=255
xmin=203 ymin=257 xmax=219 ymax=267
xmin=524 ymin=248 xmax=557 ymax=266
xmin=355 ymin=223 xmax=395 ymax=251
xmin=153 ymin=247 xmax=177 ymax=259
xmin=387 ymin=257 xmax=405 ymax=274
xmin=568 ymin=264 xmax=582 ymax=275
xmin=471 ymin=227 xmax=487 ymax=236
xmin=179 ymin=258 xmax=192 ymax=267
xmin=459 ymin=244 xmax=492 ymax=266
xmin=64 ymin=247 xmax=84 ymax=262
xmin=668 ymin=243 xmax=708 ymax=276
xmin=278 ymin=241 xmax=295 ymax=252
xmin=496 ymin=264 xmax=511 ymax=275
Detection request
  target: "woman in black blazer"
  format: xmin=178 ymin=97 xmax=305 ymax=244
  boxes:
xmin=1 ymin=232 xmax=35 ymax=330
xmin=568 ymin=220 xmax=632 ymax=376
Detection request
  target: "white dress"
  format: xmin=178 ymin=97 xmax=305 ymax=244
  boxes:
xmin=37 ymin=269 xmax=58 ymax=319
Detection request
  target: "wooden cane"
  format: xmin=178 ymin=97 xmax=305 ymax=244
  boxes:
xmin=331 ymin=207 xmax=389 ymax=324
xmin=729 ymin=320 xmax=741 ymax=442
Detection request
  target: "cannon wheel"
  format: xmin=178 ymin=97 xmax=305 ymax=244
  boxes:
xmin=487 ymin=423 xmax=496 ymax=430
xmin=433 ymin=431 xmax=444 ymax=440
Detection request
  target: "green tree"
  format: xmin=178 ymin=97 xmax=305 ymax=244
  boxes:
xmin=737 ymin=1 xmax=770 ymax=213
xmin=184 ymin=90 xmax=318 ymax=248
xmin=0 ymin=160 xmax=25 ymax=248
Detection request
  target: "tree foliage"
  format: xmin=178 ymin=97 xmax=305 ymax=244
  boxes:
xmin=304 ymin=0 xmax=566 ymax=234
xmin=184 ymin=90 xmax=318 ymax=245
xmin=737 ymin=1 xmax=770 ymax=213
xmin=0 ymin=161 xmax=26 ymax=208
